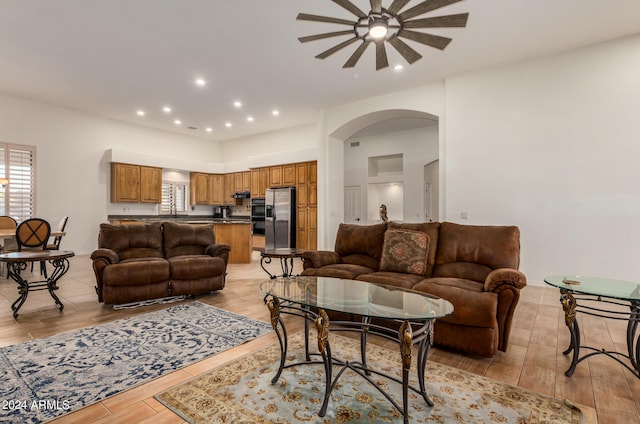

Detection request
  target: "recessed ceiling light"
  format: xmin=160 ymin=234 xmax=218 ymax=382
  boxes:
xmin=247 ymin=116 xmax=254 ymax=122
xmin=272 ymin=110 xmax=280 ymax=116
xmin=136 ymin=110 xmax=145 ymax=117
xmin=205 ymin=127 xmax=213 ymax=132
xmin=194 ymin=78 xmax=206 ymax=87
xmin=225 ymin=122 xmax=232 ymax=128
xmin=233 ymin=101 xmax=242 ymax=108
xmin=162 ymin=106 xmax=172 ymax=113
xmin=174 ymin=119 xmax=182 ymax=125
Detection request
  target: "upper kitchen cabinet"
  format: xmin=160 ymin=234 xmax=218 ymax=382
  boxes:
xmin=209 ymin=174 xmax=224 ymax=205
xmin=234 ymin=172 xmax=244 ymax=192
xmin=223 ymin=173 xmax=235 ymax=205
xmin=190 ymin=172 xmax=210 ymax=205
xmin=283 ymin=163 xmax=296 ymax=186
xmin=243 ymin=171 xmax=251 ymax=192
xmin=139 ymin=166 xmax=162 ymax=203
xmin=251 ymin=167 xmax=270 ymax=198
xmin=111 ymin=163 xmax=161 ymax=203
xmin=269 ymin=166 xmax=282 ymax=187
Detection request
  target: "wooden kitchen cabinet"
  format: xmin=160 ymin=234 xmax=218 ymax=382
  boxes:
xmin=139 ymin=166 xmax=162 ymax=203
xmin=295 ymin=160 xmax=317 ymax=250
xmin=209 ymin=174 xmax=224 ymax=205
xmin=190 ymin=172 xmax=210 ymax=205
xmin=111 ymin=163 xmax=140 ymax=203
xmin=234 ymin=172 xmax=243 ymax=192
xmin=282 ymin=164 xmax=296 ymax=186
xmin=259 ymin=167 xmax=269 ymax=196
xmin=269 ymin=166 xmax=282 ymax=187
xmin=223 ymin=173 xmax=235 ymax=205
xmin=213 ymin=222 xmax=252 ymax=264
xmin=111 ymin=162 xmax=161 ymax=204
xmin=251 ymin=169 xmax=261 ymax=198
xmin=243 ymin=171 xmax=251 ymax=191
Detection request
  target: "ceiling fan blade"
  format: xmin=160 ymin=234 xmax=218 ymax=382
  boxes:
xmin=387 ymin=0 xmax=412 ymax=15
xmin=399 ymin=0 xmax=464 ymax=21
xmin=298 ymin=30 xmax=355 ymax=43
xmin=388 ymin=37 xmax=422 ymax=64
xmin=398 ymin=29 xmax=452 ymax=50
xmin=403 ymin=13 xmax=469 ymax=29
xmin=332 ymin=0 xmax=367 ymax=18
xmin=343 ymin=41 xmax=371 ymax=68
xmin=296 ymin=13 xmax=355 ymax=26
xmin=370 ymin=0 xmax=382 ymax=14
xmin=375 ymin=41 xmax=389 ymax=70
xmin=315 ymin=37 xmax=360 ymax=59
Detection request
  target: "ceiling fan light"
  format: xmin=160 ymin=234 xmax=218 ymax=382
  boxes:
xmin=369 ymin=19 xmax=388 ymax=39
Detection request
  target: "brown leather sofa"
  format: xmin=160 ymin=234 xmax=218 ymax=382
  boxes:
xmin=301 ymin=221 xmax=526 ymax=357
xmin=91 ymin=222 xmax=230 ymax=305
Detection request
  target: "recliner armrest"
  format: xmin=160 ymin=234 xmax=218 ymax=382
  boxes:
xmin=90 ymin=248 xmax=120 ymax=264
xmin=301 ymin=250 xmax=341 ymax=269
xmin=484 ymin=268 xmax=527 ymax=292
xmin=206 ymin=243 xmax=231 ymax=265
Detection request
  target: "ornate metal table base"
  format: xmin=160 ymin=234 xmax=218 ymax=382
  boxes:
xmin=265 ymin=295 xmax=435 ymax=424
xmin=5 ymin=254 xmax=73 ymax=318
xmin=260 ymin=249 xmax=303 ymax=279
xmin=560 ymin=288 xmax=640 ymax=378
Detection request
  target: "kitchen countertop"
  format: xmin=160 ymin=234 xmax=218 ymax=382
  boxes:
xmin=107 ymin=215 xmax=251 ymax=224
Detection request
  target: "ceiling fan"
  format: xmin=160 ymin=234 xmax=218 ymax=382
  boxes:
xmin=297 ymin=0 xmax=469 ymax=70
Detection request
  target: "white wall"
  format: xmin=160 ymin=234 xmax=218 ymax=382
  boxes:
xmin=0 ymin=94 xmax=222 ymax=254
xmin=445 ymin=34 xmax=640 ymax=284
xmin=344 ymin=125 xmax=439 ymax=224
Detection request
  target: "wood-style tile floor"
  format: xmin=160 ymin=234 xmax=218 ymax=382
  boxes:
xmin=1 ymin=254 xmax=638 ymax=423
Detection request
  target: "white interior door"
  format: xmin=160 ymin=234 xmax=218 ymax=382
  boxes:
xmin=344 ymin=185 xmax=361 ymax=224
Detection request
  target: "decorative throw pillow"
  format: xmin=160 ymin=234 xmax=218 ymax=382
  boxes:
xmin=379 ymin=229 xmax=430 ymax=275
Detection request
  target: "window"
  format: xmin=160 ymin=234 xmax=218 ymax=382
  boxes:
xmin=0 ymin=143 xmax=35 ymax=222
xmin=160 ymin=182 xmax=188 ymax=215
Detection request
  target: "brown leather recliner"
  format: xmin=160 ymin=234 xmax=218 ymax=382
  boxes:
xmin=91 ymin=222 xmax=230 ymax=304
xmin=301 ymin=221 xmax=526 ymax=357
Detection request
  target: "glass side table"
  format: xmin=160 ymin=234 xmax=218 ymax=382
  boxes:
xmin=544 ymin=275 xmax=640 ymax=378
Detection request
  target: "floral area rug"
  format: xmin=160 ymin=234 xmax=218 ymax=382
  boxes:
xmin=157 ymin=332 xmax=583 ymax=424
xmin=0 ymin=301 xmax=272 ymax=424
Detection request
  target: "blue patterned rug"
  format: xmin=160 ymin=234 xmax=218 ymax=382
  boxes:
xmin=0 ymin=301 xmax=272 ymax=423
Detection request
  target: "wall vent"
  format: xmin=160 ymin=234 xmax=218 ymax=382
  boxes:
xmin=350 ymin=141 xmax=360 ymax=147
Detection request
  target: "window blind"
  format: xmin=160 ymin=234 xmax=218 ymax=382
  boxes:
xmin=0 ymin=143 xmax=35 ymax=221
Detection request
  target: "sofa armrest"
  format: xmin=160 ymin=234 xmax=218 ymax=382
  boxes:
xmin=301 ymin=250 xmax=341 ymax=269
xmin=90 ymin=248 xmax=120 ymax=303
xmin=206 ymin=243 xmax=231 ymax=266
xmin=484 ymin=268 xmax=527 ymax=292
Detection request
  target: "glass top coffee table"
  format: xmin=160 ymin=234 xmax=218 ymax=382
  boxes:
xmin=544 ymin=275 xmax=640 ymax=378
xmin=260 ymin=276 xmax=454 ymax=424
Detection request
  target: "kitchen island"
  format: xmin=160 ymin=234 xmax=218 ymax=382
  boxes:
xmin=107 ymin=216 xmax=252 ymax=264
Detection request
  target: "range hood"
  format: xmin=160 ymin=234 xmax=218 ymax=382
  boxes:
xmin=231 ymin=191 xmax=251 ymax=199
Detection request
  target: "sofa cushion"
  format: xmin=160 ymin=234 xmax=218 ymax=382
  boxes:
xmin=163 ymin=222 xmax=215 ymax=258
xmin=99 ymin=223 xmax=164 ymax=260
xmin=412 ymin=277 xmax=497 ymax=328
xmin=102 ymin=257 xmax=170 ymax=287
xmin=167 ymin=255 xmax=226 ymax=280
xmin=433 ymin=222 xmax=520 ymax=283
xmin=334 ymin=222 xmax=387 ymax=270
xmin=379 ymin=229 xmax=430 ymax=276
xmin=388 ymin=221 xmax=440 ymax=278
xmin=355 ymin=272 xmax=425 ymax=290
xmin=301 ymin=264 xmax=376 ymax=280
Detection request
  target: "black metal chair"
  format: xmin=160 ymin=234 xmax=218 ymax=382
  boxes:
xmin=16 ymin=218 xmax=51 ymax=277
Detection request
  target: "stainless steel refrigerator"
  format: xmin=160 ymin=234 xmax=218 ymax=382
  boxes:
xmin=265 ymin=187 xmax=296 ymax=250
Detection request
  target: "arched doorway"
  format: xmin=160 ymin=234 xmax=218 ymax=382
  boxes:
xmin=322 ymin=109 xmax=441 ymax=247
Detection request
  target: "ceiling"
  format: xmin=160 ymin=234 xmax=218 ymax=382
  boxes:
xmin=1 ymin=1 xmax=639 ymax=142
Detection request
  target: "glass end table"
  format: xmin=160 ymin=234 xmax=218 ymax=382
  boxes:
xmin=544 ymin=275 xmax=640 ymax=378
